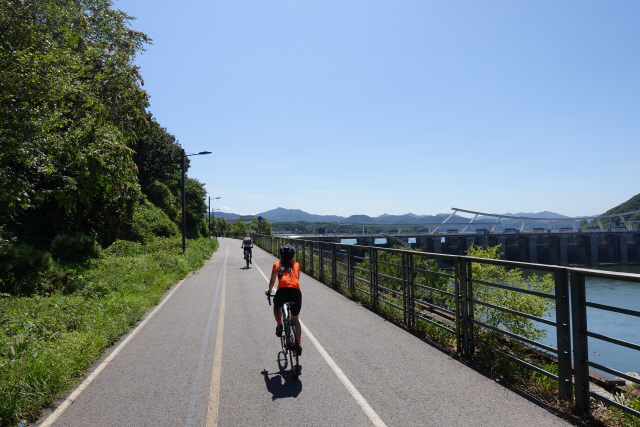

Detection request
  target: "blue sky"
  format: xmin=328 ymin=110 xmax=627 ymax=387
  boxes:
xmin=117 ymin=0 xmax=639 ymax=218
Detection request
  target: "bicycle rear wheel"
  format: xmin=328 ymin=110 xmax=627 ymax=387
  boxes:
xmin=288 ymin=325 xmax=299 ymax=378
xmin=280 ymin=333 xmax=287 ymax=356
xmin=244 ymin=251 xmax=250 ymax=268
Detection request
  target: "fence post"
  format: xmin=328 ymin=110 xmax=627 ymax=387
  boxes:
xmin=408 ymin=252 xmax=415 ymax=330
xmin=319 ymin=242 xmax=324 ymax=282
xmin=347 ymin=245 xmax=354 ymax=294
xmin=554 ymin=268 xmax=573 ymax=404
xmin=310 ymin=241 xmax=314 ymax=278
xmin=302 ymin=241 xmax=306 ymax=273
xmin=454 ymin=257 xmax=462 ymax=354
xmin=331 ymin=244 xmax=337 ymax=287
xmin=467 ymin=259 xmax=475 ymax=355
xmin=372 ymin=248 xmax=379 ymax=309
xmin=459 ymin=257 xmax=470 ymax=357
xmin=570 ymin=270 xmax=590 ymax=416
xmin=402 ymin=251 xmax=408 ymax=326
xmin=368 ymin=247 xmax=374 ymax=307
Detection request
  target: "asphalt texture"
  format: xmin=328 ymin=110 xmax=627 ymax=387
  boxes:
xmin=35 ymin=238 xmax=569 ymax=427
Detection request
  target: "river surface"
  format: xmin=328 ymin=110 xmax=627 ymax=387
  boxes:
xmin=536 ymin=265 xmax=640 ymax=376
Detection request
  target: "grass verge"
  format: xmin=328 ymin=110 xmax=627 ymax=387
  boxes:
xmin=0 ymin=237 xmax=218 ymax=427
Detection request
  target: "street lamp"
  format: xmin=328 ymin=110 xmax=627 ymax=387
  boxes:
xmin=209 ymin=196 xmax=221 ymax=238
xmin=182 ymin=149 xmax=211 ymax=252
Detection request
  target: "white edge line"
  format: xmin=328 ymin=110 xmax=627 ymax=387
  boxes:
xmin=40 ymin=276 xmax=189 ymax=427
xmin=253 ymin=261 xmax=387 ymax=427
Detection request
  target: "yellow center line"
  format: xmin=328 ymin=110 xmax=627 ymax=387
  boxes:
xmin=206 ymin=245 xmax=227 ymax=427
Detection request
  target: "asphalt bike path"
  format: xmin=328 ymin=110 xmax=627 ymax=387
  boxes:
xmin=36 ymin=238 xmax=569 ymax=426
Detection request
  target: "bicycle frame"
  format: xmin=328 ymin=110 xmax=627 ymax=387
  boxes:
xmin=282 ymin=303 xmax=294 ymax=349
xmin=267 ymin=292 xmax=299 ymax=377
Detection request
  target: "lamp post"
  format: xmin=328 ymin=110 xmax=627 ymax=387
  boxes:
xmin=182 ymin=149 xmax=211 ymax=252
xmin=208 ymin=196 xmax=221 ymax=238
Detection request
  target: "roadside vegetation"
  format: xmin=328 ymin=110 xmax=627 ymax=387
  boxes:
xmin=0 ymin=1 xmax=222 ymax=425
xmin=0 ymin=236 xmax=218 ymax=427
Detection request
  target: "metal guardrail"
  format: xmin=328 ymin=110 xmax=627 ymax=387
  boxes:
xmin=256 ymin=235 xmax=640 ymax=419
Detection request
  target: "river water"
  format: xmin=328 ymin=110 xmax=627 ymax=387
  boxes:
xmin=537 ymin=265 xmax=640 ymax=376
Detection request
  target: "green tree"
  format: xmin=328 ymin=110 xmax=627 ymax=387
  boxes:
xmin=0 ymin=0 xmax=151 ymax=246
xmin=183 ymin=178 xmax=208 ymax=239
xmin=250 ymin=216 xmax=273 ymax=235
xmin=213 ymin=217 xmax=229 ymax=236
xmin=356 ymin=247 xmax=451 ymax=308
xmin=466 ymin=244 xmax=554 ymax=341
xmin=228 ymin=220 xmax=250 ymax=238
xmin=131 ymin=114 xmax=183 ymax=198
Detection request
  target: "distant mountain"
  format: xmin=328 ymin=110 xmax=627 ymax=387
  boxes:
xmin=256 ymin=207 xmax=344 ymax=223
xmin=209 ymin=211 xmax=242 ymax=220
xmin=343 ymin=214 xmax=375 ymax=223
xmin=212 ymin=207 xmax=574 ymax=227
xmin=503 ymin=211 xmax=569 ymax=219
xmin=252 ymin=208 xmax=481 ymax=225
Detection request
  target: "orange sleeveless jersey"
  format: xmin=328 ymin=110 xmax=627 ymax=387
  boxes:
xmin=272 ymin=262 xmax=300 ymax=290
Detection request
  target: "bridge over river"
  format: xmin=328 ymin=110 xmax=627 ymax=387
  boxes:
xmin=36 ymin=239 xmax=570 ymax=427
xmin=298 ymin=208 xmax=640 ymax=266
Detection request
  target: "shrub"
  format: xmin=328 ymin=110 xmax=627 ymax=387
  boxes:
xmin=51 ymin=233 xmax=102 ymax=265
xmin=0 ymin=244 xmax=53 ymax=296
xmin=133 ymin=203 xmax=179 ymax=241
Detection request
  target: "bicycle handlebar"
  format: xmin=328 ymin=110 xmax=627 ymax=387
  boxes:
xmin=265 ymin=290 xmax=273 ymax=306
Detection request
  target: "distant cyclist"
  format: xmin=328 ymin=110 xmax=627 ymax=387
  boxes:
xmin=241 ymin=233 xmax=253 ymax=264
xmin=266 ymin=244 xmax=302 ymax=355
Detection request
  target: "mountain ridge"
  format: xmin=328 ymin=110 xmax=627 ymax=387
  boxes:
xmin=213 ymin=207 xmax=576 ymax=224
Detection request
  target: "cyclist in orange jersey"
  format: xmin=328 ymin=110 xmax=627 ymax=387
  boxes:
xmin=266 ymin=244 xmax=302 ymax=356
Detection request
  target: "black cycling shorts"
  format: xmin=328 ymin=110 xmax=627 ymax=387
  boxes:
xmin=274 ymin=287 xmax=302 ymax=316
xmin=243 ymin=247 xmax=252 ymax=255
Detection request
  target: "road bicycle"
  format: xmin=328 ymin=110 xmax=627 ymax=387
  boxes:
xmin=266 ymin=291 xmax=300 ymax=378
xmin=243 ymin=249 xmax=250 ymax=269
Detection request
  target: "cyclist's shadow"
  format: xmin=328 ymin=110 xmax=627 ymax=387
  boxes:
xmin=261 ymin=353 xmax=302 ymax=400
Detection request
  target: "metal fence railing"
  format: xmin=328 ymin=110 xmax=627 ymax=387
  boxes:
xmin=255 ymin=235 xmax=640 ymax=420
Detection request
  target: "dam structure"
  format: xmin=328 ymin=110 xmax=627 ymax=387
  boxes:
xmin=296 ymin=208 xmax=640 ymax=266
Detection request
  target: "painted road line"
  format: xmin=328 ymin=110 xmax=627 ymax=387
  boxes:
xmin=253 ymin=261 xmax=387 ymax=427
xmin=41 ymin=275 xmax=192 ymax=427
xmin=206 ymin=256 xmax=227 ymax=427
xmin=185 ymin=244 xmax=228 ymax=427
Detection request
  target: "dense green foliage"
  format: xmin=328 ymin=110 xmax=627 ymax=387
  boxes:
xmin=212 ymin=217 xmax=229 ymax=236
xmin=1 ymin=0 xmax=150 ymax=246
xmin=0 ymin=237 xmax=218 ymax=426
xmin=0 ymin=242 xmax=53 ymax=296
xmin=1 ymin=0 xmax=212 ymax=297
xmin=467 ymin=244 xmax=554 ymax=341
xmin=355 ymin=248 xmax=450 ymax=308
xmin=50 ymin=233 xmax=102 ymax=265
xmin=228 ymin=219 xmax=250 ymax=238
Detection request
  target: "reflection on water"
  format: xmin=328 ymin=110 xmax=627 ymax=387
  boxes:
xmin=537 ymin=265 xmax=640 ymax=375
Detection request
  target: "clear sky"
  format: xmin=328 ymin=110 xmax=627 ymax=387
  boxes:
xmin=117 ymin=0 xmax=639 ymax=218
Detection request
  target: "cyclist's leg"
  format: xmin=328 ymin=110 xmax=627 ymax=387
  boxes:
xmin=272 ymin=292 xmax=284 ymax=336
xmin=286 ymin=289 xmax=302 ymax=353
